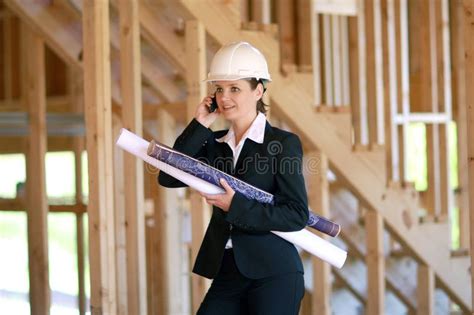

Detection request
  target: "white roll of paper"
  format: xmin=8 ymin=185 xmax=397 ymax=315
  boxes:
xmin=116 ymin=128 xmax=347 ymax=268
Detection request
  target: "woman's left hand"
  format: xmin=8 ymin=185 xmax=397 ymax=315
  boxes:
xmin=200 ymin=178 xmax=235 ymax=212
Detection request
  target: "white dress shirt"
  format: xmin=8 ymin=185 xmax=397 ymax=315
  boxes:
xmin=215 ymin=112 xmax=267 ymax=249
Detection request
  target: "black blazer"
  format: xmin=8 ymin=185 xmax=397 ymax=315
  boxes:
xmin=158 ymin=118 xmax=309 ymax=279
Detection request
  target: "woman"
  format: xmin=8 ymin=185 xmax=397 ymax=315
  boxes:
xmin=158 ymin=41 xmax=309 ymax=315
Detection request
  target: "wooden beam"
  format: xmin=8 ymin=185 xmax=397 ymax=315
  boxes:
xmin=296 ymin=0 xmax=312 ymax=71
xmin=112 ymin=114 xmax=128 ymax=314
xmin=417 ymin=264 xmax=434 ymax=314
xmin=185 ymin=19 xmax=209 ymax=313
xmin=397 ymin=0 xmax=410 ymax=184
xmin=340 ymin=16 xmax=350 ymax=106
xmin=348 ymin=15 xmax=362 ymax=140
xmin=365 ymin=209 xmax=385 ymax=315
xmin=463 ymin=0 xmax=474 ymax=309
xmin=322 ymin=14 xmax=333 ymax=105
xmin=451 ymin=0 xmax=470 ymax=249
xmin=69 ymin=63 xmax=86 ymax=315
xmin=156 ymin=108 xmax=190 ymax=314
xmin=382 ymin=0 xmax=400 ymax=183
xmin=23 ymin=23 xmax=50 ymax=315
xmin=4 ymin=0 xmax=82 ymax=70
xmin=118 ymin=0 xmax=147 ymax=313
xmin=82 ymin=1 xmax=117 ymax=313
xmin=310 ymin=6 xmax=322 ymax=105
xmin=251 ymin=0 xmax=271 ymax=24
xmin=436 ymin=0 xmax=453 ymax=220
xmin=331 ymin=15 xmax=342 ymax=106
xmin=137 ymin=0 xmax=186 ymax=74
xmin=276 ymin=0 xmax=297 ymax=73
xmin=365 ymin=0 xmax=384 ymax=146
xmin=306 ymin=151 xmax=331 ymax=315
xmin=3 ymin=14 xmax=13 ymax=105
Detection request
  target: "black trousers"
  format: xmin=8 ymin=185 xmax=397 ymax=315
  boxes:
xmin=197 ymin=249 xmax=305 ymax=315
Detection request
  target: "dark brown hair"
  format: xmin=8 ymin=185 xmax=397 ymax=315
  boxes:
xmin=248 ymin=78 xmax=269 ymax=114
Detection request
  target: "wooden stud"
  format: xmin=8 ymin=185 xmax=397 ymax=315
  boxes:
xmin=296 ymin=0 xmax=312 ymax=72
xmin=240 ymin=0 xmax=249 ymax=23
xmin=356 ymin=0 xmax=369 ymax=145
xmin=322 ymin=14 xmax=333 ymax=105
xmin=251 ymin=0 xmax=271 ymax=24
xmin=340 ymin=16 xmax=350 ymax=106
xmin=156 ymin=108 xmax=191 ymax=314
xmin=112 ymin=114 xmax=128 ymax=315
xmin=435 ymin=0 xmax=453 ymax=220
xmin=306 ymin=151 xmax=331 ymax=315
xmin=22 ymin=23 xmax=50 ymax=315
xmin=82 ymin=1 xmax=117 ymax=313
xmin=76 ymin=212 xmax=86 ymax=315
xmin=365 ymin=209 xmax=385 ymax=315
xmin=397 ymin=0 xmax=410 ymax=183
xmin=331 ymin=15 xmax=342 ymax=106
xmin=348 ymin=15 xmax=362 ymax=142
xmin=463 ymin=0 xmax=474 ymax=309
xmin=276 ymin=0 xmax=297 ymax=73
xmin=68 ymin=65 xmax=86 ymax=315
xmin=382 ymin=0 xmax=400 ymax=183
xmin=118 ymin=0 xmax=147 ymax=313
xmin=185 ymin=19 xmax=210 ymax=313
xmin=417 ymin=264 xmax=434 ymax=315
xmin=451 ymin=0 xmax=470 ymax=249
xmin=310 ymin=5 xmax=322 ymax=105
xmin=3 ymin=13 xmax=12 ymax=106
xmin=364 ymin=0 xmax=384 ymax=146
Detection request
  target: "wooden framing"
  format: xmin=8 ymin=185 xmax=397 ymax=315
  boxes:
xmin=381 ymin=0 xmax=400 ymax=183
xmin=306 ymin=151 xmax=331 ymax=315
xmin=310 ymin=3 xmax=322 ymax=105
xmin=185 ymin=19 xmax=210 ymax=313
xmin=22 ymin=22 xmax=50 ymax=315
xmin=112 ymin=113 xmax=127 ymax=315
xmin=417 ymin=264 xmax=434 ymax=314
xmin=451 ymin=0 xmax=470 ymax=249
xmin=3 ymin=13 xmax=12 ymax=105
xmin=69 ymin=65 xmax=86 ymax=315
xmin=463 ymin=0 xmax=474 ymax=309
xmin=82 ymin=1 xmax=117 ymax=313
xmin=1 ymin=0 xmax=473 ymax=313
xmin=365 ymin=209 xmax=385 ymax=315
xmin=276 ymin=0 xmax=297 ymax=73
xmin=118 ymin=0 xmax=147 ymax=313
xmin=296 ymin=0 xmax=312 ymax=72
xmin=322 ymin=15 xmax=333 ymax=105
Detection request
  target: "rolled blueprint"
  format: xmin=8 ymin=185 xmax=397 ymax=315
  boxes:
xmin=116 ymin=128 xmax=347 ymax=268
xmin=147 ymin=139 xmax=340 ymax=237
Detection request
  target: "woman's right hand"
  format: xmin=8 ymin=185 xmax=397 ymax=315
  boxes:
xmin=195 ymin=95 xmax=220 ymax=128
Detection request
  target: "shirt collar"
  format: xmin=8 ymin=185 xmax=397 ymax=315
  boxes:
xmin=216 ymin=112 xmax=266 ymax=145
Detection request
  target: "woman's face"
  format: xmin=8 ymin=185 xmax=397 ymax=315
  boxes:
xmin=213 ymin=79 xmax=263 ymax=124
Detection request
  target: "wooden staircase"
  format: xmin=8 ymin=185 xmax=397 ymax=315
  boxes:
xmin=5 ymin=0 xmax=471 ymax=312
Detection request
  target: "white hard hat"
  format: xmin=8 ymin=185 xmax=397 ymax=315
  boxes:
xmin=206 ymin=41 xmax=272 ymax=82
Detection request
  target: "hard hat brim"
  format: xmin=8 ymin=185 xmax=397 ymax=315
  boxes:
xmin=204 ymin=74 xmax=272 ymax=82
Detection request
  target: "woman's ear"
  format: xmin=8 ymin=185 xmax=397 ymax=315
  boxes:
xmin=255 ymin=82 xmax=264 ymax=100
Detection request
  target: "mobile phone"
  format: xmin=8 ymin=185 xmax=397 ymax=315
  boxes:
xmin=209 ymin=95 xmax=218 ymax=113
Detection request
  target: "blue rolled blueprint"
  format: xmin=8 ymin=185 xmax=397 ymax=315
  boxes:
xmin=147 ymin=139 xmax=341 ymax=237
